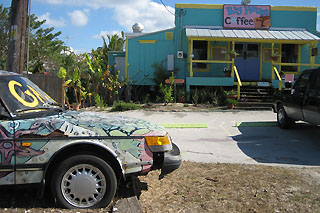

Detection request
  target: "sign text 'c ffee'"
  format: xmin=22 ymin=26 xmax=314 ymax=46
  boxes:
xmin=224 ymin=5 xmax=271 ymax=29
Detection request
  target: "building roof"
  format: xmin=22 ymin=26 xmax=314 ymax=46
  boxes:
xmin=186 ymin=28 xmax=320 ymax=43
xmin=175 ymin=4 xmax=317 ymax=12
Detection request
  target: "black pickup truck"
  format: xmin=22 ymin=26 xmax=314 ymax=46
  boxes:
xmin=273 ymin=68 xmax=320 ymax=129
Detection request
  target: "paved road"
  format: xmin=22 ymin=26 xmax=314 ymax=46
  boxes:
xmin=116 ymin=110 xmax=320 ymax=167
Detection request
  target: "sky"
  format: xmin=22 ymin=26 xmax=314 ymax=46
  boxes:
xmin=2 ymin=0 xmax=320 ymax=53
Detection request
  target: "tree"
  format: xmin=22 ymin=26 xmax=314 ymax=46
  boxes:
xmin=96 ymin=32 xmax=125 ymax=71
xmin=28 ymin=14 xmax=65 ymax=73
xmin=0 ymin=4 xmax=10 ymax=70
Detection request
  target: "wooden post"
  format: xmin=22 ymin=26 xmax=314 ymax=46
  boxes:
xmin=271 ymin=43 xmax=275 ymax=80
xmin=231 ymin=41 xmax=235 ymax=78
xmin=7 ymin=0 xmax=28 ymax=74
xmin=189 ymin=39 xmax=193 ymax=77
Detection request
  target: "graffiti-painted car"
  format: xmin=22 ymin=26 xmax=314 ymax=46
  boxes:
xmin=0 ymin=71 xmax=181 ymax=209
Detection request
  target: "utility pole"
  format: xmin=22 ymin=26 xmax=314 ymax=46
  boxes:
xmin=6 ymin=0 xmax=28 ymax=74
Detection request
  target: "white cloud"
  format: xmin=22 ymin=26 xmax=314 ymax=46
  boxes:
xmin=92 ymin=30 xmax=122 ymax=39
xmin=113 ymin=1 xmax=175 ymax=32
xmin=38 ymin=12 xmax=66 ymax=27
xmin=40 ymin=0 xmax=64 ymax=4
xmin=40 ymin=0 xmax=175 ymax=32
xmin=68 ymin=10 xmax=89 ymax=27
xmin=39 ymin=0 xmax=141 ymax=9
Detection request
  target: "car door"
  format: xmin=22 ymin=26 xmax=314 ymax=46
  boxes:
xmin=283 ymin=70 xmax=311 ymax=120
xmin=303 ymin=70 xmax=320 ymax=124
xmin=0 ymin=101 xmax=15 ymax=185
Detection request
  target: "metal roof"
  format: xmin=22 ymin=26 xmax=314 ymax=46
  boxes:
xmin=186 ymin=28 xmax=320 ymax=41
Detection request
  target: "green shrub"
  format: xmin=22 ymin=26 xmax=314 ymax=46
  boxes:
xmin=111 ymin=101 xmax=141 ymax=112
xmin=95 ymin=94 xmax=106 ymax=109
xmin=225 ymin=98 xmax=238 ymax=105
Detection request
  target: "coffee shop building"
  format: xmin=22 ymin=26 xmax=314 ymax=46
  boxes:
xmin=110 ymin=3 xmax=320 ymax=99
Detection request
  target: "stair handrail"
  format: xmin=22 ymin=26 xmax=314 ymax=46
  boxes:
xmin=273 ymin=67 xmax=282 ymax=91
xmin=233 ymin=66 xmax=242 ymax=100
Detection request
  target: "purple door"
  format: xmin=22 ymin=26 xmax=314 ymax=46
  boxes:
xmin=234 ymin=43 xmax=260 ymax=81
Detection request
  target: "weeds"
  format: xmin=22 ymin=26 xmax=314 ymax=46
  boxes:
xmin=111 ymin=101 xmax=141 ymax=112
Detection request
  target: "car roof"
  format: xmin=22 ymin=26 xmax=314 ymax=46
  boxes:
xmin=0 ymin=70 xmax=20 ymax=76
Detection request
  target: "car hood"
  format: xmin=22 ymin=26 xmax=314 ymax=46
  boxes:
xmin=10 ymin=110 xmax=166 ymax=138
xmin=57 ymin=111 xmax=166 ymax=137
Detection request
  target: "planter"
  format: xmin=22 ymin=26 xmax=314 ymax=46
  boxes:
xmin=227 ymin=95 xmax=237 ymax=99
xmin=229 ymin=53 xmax=237 ymax=59
xmin=72 ymin=103 xmax=81 ymax=111
xmin=224 ymin=72 xmax=231 ymax=77
xmin=178 ymin=97 xmax=186 ymax=103
xmin=272 ymin=56 xmax=279 ymax=61
xmin=227 ymin=104 xmax=235 ymax=109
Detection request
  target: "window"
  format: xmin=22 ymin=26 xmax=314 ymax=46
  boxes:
xmin=193 ymin=41 xmax=208 ymax=69
xmin=282 ymin=44 xmax=298 ymax=72
xmin=212 ymin=47 xmax=226 ymax=61
xmin=309 ymin=71 xmax=320 ymax=90
xmin=294 ymin=71 xmax=310 ymax=92
xmin=165 ymin=32 xmax=173 ymax=40
xmin=247 ymin=44 xmax=259 ymax=58
xmin=235 ymin=43 xmax=244 ymax=57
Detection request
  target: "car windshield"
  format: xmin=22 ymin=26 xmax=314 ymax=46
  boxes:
xmin=0 ymin=74 xmax=61 ymax=116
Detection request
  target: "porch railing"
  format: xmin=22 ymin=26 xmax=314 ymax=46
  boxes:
xmin=233 ymin=66 xmax=242 ymax=100
xmin=273 ymin=67 xmax=283 ymax=91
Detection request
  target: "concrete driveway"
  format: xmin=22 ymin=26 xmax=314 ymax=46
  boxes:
xmin=116 ymin=110 xmax=320 ymax=167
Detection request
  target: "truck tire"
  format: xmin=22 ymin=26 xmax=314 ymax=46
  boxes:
xmin=277 ymin=104 xmax=294 ymax=129
xmin=51 ymin=154 xmax=117 ymax=209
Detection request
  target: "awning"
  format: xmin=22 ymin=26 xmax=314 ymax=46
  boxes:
xmin=186 ymin=28 xmax=320 ymax=43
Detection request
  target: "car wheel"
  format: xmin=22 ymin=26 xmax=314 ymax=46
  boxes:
xmin=51 ymin=154 xmax=117 ymax=209
xmin=277 ymin=104 xmax=294 ymax=129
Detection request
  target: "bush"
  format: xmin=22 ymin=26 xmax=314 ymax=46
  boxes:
xmin=111 ymin=101 xmax=141 ymax=112
xmin=225 ymin=98 xmax=238 ymax=105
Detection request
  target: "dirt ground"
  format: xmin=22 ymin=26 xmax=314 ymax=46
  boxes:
xmin=0 ymin=161 xmax=319 ymax=212
xmin=1 ymin=107 xmax=319 ymax=212
xmin=137 ymin=161 xmax=320 ymax=213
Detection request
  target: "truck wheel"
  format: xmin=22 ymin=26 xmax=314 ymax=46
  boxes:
xmin=51 ymin=154 xmax=117 ymax=209
xmin=277 ymin=104 xmax=294 ymax=129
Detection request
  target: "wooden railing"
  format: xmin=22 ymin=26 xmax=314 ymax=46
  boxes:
xmin=273 ymin=67 xmax=283 ymax=91
xmin=233 ymin=66 xmax=242 ymax=100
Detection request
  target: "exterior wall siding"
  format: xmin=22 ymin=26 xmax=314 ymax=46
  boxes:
xmin=124 ymin=4 xmax=319 ymax=87
xmin=127 ymin=29 xmax=175 ymax=85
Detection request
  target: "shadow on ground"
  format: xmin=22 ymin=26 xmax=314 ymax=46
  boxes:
xmin=0 ymin=179 xmax=134 ymax=211
xmin=233 ymin=122 xmax=320 ymax=166
xmin=0 ymin=186 xmax=54 ymax=209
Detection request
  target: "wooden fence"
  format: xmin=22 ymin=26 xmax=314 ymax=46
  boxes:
xmin=24 ymin=73 xmax=64 ymax=105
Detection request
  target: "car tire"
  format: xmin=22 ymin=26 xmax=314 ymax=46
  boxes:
xmin=51 ymin=154 xmax=117 ymax=209
xmin=277 ymin=104 xmax=294 ymax=129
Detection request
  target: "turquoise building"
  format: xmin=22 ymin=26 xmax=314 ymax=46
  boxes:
xmin=110 ymin=3 xmax=320 ymax=100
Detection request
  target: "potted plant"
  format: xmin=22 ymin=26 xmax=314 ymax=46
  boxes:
xmin=271 ymin=52 xmax=280 ymax=61
xmin=229 ymin=50 xmax=239 ymax=59
xmin=225 ymin=90 xmax=237 ymax=99
xmin=223 ymin=68 xmax=232 ymax=77
xmin=177 ymin=88 xmax=186 ymax=103
xmin=226 ymin=98 xmax=238 ymax=109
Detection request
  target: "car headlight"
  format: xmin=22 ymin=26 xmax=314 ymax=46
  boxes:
xmin=145 ymin=133 xmax=173 ymax=152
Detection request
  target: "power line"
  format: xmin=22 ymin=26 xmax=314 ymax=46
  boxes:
xmin=159 ymin=0 xmax=175 ymax=16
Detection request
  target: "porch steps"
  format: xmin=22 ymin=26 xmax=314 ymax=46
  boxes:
xmin=236 ymin=86 xmax=274 ymax=110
